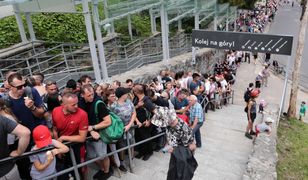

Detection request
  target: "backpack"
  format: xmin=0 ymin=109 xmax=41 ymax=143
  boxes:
xmin=244 ymin=89 xmax=251 ymax=103
xmin=94 ymin=100 xmax=124 ymax=144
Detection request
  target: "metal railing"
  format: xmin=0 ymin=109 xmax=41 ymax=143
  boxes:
xmin=0 ymin=90 xmax=235 ymax=179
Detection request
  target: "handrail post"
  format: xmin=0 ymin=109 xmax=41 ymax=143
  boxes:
xmin=231 ymin=90 xmax=234 ymax=104
xmin=69 ymin=147 xmax=81 ymax=180
xmin=126 ymin=131 xmax=134 ymax=173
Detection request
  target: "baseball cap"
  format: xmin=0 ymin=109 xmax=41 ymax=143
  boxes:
xmin=251 ymin=89 xmax=260 ymax=97
xmin=33 ymin=125 xmax=52 ymax=148
xmin=265 ymin=117 xmax=274 ymax=123
xmin=115 ymin=87 xmax=131 ymax=98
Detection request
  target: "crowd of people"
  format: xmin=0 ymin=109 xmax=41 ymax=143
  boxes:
xmin=0 ymin=1 xmax=282 ymax=180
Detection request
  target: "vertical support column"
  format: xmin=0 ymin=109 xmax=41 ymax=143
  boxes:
xmin=150 ymin=8 xmax=157 ymax=34
xmin=194 ymin=13 xmax=200 ymax=30
xmin=103 ymin=0 xmax=112 ymax=35
xmin=214 ymin=2 xmax=218 ymax=31
xmin=160 ymin=0 xmax=170 ymax=64
xmin=178 ymin=19 xmax=182 ymax=31
xmin=226 ymin=8 xmax=229 ymax=31
xmin=278 ymin=56 xmax=291 ymax=122
xmin=13 ymin=4 xmax=27 ymax=43
xmin=234 ymin=9 xmax=237 ymax=32
xmin=128 ymin=15 xmax=133 ymax=40
xmin=93 ymin=0 xmax=109 ymax=82
xmin=82 ymin=0 xmax=102 ymax=82
xmin=25 ymin=12 xmax=36 ymax=41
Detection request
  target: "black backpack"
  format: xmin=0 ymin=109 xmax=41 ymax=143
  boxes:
xmin=244 ymin=89 xmax=251 ymax=103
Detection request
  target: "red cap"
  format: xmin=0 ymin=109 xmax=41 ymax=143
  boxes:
xmin=33 ymin=125 xmax=52 ymax=148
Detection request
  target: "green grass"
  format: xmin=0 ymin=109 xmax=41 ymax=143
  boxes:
xmin=277 ymin=118 xmax=308 ymax=180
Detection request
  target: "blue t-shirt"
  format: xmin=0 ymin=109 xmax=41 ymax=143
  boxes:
xmin=171 ymin=97 xmax=189 ymax=110
xmin=10 ymin=88 xmax=45 ymax=131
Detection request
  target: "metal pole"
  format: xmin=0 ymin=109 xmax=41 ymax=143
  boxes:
xmin=178 ymin=19 xmax=182 ymax=31
xmin=278 ymin=56 xmax=291 ymax=122
xmin=160 ymin=0 xmax=170 ymax=64
xmin=13 ymin=4 xmax=27 ymax=43
xmin=226 ymin=8 xmax=229 ymax=31
xmin=69 ymin=148 xmax=81 ymax=180
xmin=234 ymin=9 xmax=237 ymax=32
xmin=82 ymin=0 xmax=102 ymax=82
xmin=150 ymin=8 xmax=156 ymax=34
xmin=126 ymin=131 xmax=134 ymax=173
xmin=214 ymin=2 xmax=218 ymax=31
xmin=128 ymin=15 xmax=133 ymax=40
xmin=92 ymin=0 xmax=109 ymax=82
xmin=103 ymin=0 xmax=111 ymax=35
xmin=25 ymin=12 xmax=36 ymax=41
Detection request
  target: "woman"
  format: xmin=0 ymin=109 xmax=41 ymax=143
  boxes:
xmin=110 ymin=87 xmax=136 ymax=172
xmin=245 ymin=89 xmax=259 ymax=139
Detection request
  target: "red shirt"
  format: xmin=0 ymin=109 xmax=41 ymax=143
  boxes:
xmin=52 ymin=106 xmax=89 ymax=136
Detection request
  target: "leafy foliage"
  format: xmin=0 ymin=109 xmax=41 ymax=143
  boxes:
xmin=277 ymin=118 xmax=308 ymax=179
xmin=0 ymin=16 xmax=21 ymax=48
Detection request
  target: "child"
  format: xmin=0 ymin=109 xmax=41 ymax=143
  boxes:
xmin=255 ymin=117 xmax=274 ymax=137
xmin=299 ymin=101 xmax=307 ymax=121
xmin=259 ymin=99 xmax=267 ymax=114
xmin=30 ymin=125 xmax=69 ymax=180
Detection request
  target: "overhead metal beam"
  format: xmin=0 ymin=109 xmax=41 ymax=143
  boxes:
xmin=100 ymin=2 xmax=161 ymax=25
xmin=199 ymin=11 xmax=215 ymax=23
xmin=168 ymin=9 xmax=194 ymax=24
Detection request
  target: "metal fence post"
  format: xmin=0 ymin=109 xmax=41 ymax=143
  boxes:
xmin=69 ymin=147 xmax=81 ymax=180
xmin=231 ymin=90 xmax=234 ymax=104
xmin=126 ymin=131 xmax=134 ymax=173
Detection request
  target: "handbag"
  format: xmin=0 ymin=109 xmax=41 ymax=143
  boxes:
xmin=94 ymin=100 xmax=124 ymax=144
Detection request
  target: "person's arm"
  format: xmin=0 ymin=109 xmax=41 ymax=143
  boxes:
xmin=51 ymin=139 xmax=69 ymax=156
xmin=125 ymin=109 xmax=136 ymax=132
xmin=33 ymin=153 xmax=54 ymax=171
xmin=58 ymin=130 xmax=87 ymax=143
xmin=92 ymin=114 xmax=112 ymax=130
xmin=10 ymin=124 xmax=31 ymax=157
xmin=24 ymin=98 xmax=45 ymax=118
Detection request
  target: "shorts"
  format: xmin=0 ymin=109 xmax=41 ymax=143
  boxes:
xmin=86 ymin=140 xmax=107 ymax=159
xmin=247 ymin=113 xmax=257 ymax=123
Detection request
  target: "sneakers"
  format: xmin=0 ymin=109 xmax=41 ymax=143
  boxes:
xmin=142 ymin=153 xmax=153 ymax=161
xmin=245 ymin=132 xmax=253 ymax=139
xmin=119 ymin=165 xmax=128 ymax=173
xmin=250 ymin=131 xmax=256 ymax=135
xmin=93 ymin=168 xmax=114 ymax=180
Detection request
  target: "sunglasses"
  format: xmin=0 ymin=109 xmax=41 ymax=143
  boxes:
xmin=10 ymin=83 xmax=26 ymax=90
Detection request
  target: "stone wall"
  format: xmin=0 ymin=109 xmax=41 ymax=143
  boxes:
xmin=111 ymin=48 xmax=225 ymax=84
xmin=243 ymin=104 xmax=280 ymax=180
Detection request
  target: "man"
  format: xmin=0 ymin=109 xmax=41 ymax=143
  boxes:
xmin=189 ymin=73 xmax=204 ymax=103
xmin=188 ymin=95 xmax=204 ymax=148
xmin=245 ymin=89 xmax=259 ymax=139
xmin=125 ymin=79 xmax=134 ymax=89
xmin=78 ymin=84 xmax=113 ymax=179
xmin=79 ymin=75 xmax=92 ymax=86
xmin=43 ymin=81 xmax=62 ymax=112
xmin=133 ymin=84 xmax=156 ymax=161
xmin=171 ymin=89 xmax=189 ymax=115
xmin=0 ymin=71 xmax=16 ymax=97
xmin=7 ymin=72 xmax=45 ymax=179
xmin=52 ymin=92 xmax=88 ymax=180
xmin=0 ymin=116 xmax=30 ymax=180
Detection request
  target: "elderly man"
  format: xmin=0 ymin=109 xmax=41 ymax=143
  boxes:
xmin=52 ymin=92 xmax=88 ymax=180
xmin=188 ymin=95 xmax=204 ymax=148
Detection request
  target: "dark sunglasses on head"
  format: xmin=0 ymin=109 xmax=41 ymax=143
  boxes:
xmin=10 ymin=83 xmax=26 ymax=90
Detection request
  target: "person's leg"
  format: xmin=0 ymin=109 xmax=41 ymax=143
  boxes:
xmin=245 ymin=113 xmax=253 ymax=139
xmin=192 ymin=123 xmax=203 ymax=147
xmin=2 ymin=165 xmax=20 ymax=180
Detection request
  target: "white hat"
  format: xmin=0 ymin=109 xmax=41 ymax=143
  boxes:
xmin=265 ymin=117 xmax=274 ymax=123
